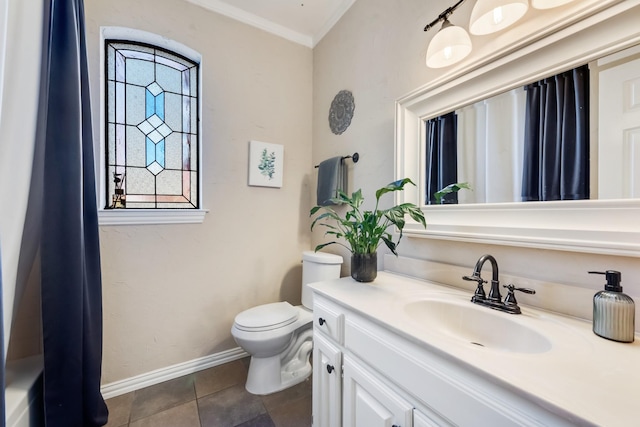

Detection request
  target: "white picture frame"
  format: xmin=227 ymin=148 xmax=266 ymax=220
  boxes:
xmin=248 ymin=140 xmax=284 ymax=188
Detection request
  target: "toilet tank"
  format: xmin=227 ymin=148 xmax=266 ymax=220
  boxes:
xmin=301 ymin=251 xmax=343 ymax=309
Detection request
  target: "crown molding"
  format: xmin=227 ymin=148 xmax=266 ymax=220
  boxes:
xmin=186 ymin=0 xmax=313 ymax=47
xmin=186 ymin=0 xmax=356 ymax=48
xmin=312 ymin=0 xmax=357 ymax=47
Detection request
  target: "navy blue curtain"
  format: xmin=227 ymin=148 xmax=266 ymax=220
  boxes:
xmin=37 ymin=0 xmax=108 ymax=425
xmin=521 ymin=65 xmax=590 ymax=201
xmin=425 ymin=112 xmax=458 ymax=204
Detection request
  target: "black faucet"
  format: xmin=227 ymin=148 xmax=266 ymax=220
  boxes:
xmin=463 ymin=254 xmax=501 ymax=304
xmin=463 ymin=254 xmax=535 ymax=314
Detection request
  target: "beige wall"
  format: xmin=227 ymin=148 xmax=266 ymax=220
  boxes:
xmin=85 ymin=0 xmax=313 ymax=383
xmin=311 ymin=0 xmax=640 ymax=308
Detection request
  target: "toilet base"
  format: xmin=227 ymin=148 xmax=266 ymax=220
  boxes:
xmin=245 ymin=355 xmax=311 ymax=395
xmin=245 ymin=330 xmax=313 ymax=395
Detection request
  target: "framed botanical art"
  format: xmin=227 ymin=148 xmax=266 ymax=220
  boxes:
xmin=248 ymin=140 xmax=284 ymax=188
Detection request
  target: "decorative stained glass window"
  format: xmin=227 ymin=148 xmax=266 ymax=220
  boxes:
xmin=105 ymin=40 xmax=199 ymax=209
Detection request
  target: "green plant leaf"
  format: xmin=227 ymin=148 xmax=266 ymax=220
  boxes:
xmin=433 ymin=182 xmax=472 ymax=204
xmin=381 ymin=236 xmax=398 ymax=255
xmin=405 ymin=205 xmax=426 ymax=227
xmin=310 ymin=210 xmax=341 ymax=231
xmin=314 ymin=242 xmax=338 ymax=252
xmin=375 ymin=178 xmax=415 ymax=201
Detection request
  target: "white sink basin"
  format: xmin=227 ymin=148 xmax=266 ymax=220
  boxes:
xmin=402 ymin=297 xmax=553 ymax=354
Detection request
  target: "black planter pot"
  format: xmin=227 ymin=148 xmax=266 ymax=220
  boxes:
xmin=351 ymin=252 xmax=377 ymax=282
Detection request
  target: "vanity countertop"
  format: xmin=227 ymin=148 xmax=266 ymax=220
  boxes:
xmin=311 ymin=271 xmax=640 ymax=427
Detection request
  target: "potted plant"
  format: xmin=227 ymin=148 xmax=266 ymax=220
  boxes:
xmin=310 ymin=178 xmax=426 ymax=282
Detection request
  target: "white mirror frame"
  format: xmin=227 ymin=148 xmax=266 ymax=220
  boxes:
xmin=396 ymin=0 xmax=640 ymax=257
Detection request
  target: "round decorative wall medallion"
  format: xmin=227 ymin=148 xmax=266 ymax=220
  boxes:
xmin=328 ymin=90 xmax=355 ymax=135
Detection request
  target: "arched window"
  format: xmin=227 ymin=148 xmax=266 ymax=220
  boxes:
xmin=100 ymin=28 xmax=204 ymax=224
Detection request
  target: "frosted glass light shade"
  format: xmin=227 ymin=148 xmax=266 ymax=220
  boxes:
xmin=426 ymin=20 xmax=472 ymax=69
xmin=469 ymin=0 xmax=529 ymax=35
xmin=531 ymin=0 xmax=575 ymax=9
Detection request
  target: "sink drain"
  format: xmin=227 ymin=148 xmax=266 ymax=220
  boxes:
xmin=470 ymin=341 xmax=485 ymax=347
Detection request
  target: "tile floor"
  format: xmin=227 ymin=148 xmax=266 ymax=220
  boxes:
xmin=104 ymin=358 xmax=312 ymax=427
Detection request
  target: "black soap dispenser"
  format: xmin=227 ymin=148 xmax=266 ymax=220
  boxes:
xmin=589 ymin=270 xmax=635 ymax=343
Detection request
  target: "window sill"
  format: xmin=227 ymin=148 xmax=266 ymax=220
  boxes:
xmin=98 ymin=209 xmax=208 ymax=226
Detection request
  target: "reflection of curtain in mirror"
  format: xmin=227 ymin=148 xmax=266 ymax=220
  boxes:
xmin=426 ymin=112 xmax=458 ymax=204
xmin=522 ymin=65 xmax=590 ymax=201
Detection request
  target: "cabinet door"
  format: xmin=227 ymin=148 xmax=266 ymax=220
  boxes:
xmin=343 ymin=355 xmax=413 ymax=427
xmin=313 ymin=333 xmax=342 ymax=427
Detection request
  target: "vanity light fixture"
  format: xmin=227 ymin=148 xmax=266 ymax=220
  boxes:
xmin=469 ymin=0 xmax=529 ymax=35
xmin=531 ymin=0 xmax=575 ymax=9
xmin=424 ymin=0 xmax=472 ymax=68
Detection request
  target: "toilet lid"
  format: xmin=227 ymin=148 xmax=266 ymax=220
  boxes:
xmin=234 ymin=302 xmax=299 ymax=332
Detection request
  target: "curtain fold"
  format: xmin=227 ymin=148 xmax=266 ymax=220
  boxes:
xmin=425 ymin=112 xmax=458 ymax=204
xmin=37 ymin=0 xmax=108 ymax=425
xmin=521 ymin=65 xmax=590 ymax=201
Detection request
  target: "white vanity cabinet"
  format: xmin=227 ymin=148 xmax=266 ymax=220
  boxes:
xmin=312 ymin=333 xmax=342 ymax=427
xmin=312 ymin=289 xmax=578 ymax=427
xmin=312 ymin=293 xmax=449 ymax=427
xmin=312 ymin=296 xmax=344 ymax=427
xmin=342 ymin=354 xmax=413 ymax=427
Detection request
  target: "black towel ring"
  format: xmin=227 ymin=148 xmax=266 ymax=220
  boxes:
xmin=314 ymin=152 xmax=359 ymax=168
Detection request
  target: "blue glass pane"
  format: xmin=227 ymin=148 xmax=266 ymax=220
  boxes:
xmin=146 ymin=89 xmax=155 ymax=118
xmin=157 ymin=140 xmax=165 ymax=168
xmin=157 ymin=92 xmax=165 ymax=120
xmin=146 ymin=137 xmax=155 ymax=166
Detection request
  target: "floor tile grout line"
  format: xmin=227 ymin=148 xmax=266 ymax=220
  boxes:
xmin=195 ymin=380 xmax=248 ymax=401
xmin=195 ymin=382 xmax=204 ymax=427
xmin=192 ymin=376 xmax=203 ymax=427
xmin=127 ymin=389 xmax=135 ymax=425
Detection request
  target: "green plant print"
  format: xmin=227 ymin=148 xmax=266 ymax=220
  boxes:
xmin=258 ymin=148 xmax=277 ymax=179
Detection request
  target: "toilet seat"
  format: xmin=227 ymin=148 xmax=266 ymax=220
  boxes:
xmin=234 ymin=302 xmax=299 ymax=332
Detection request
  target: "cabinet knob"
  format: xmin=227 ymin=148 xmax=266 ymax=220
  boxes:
xmin=326 ymin=364 xmax=335 ymax=374
xmin=318 ymin=317 xmax=326 ymax=326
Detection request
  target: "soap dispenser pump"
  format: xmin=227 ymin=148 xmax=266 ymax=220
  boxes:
xmin=589 ymin=270 xmax=635 ymax=343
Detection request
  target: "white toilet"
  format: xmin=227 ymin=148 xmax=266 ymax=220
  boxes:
xmin=231 ymin=251 xmax=343 ymax=395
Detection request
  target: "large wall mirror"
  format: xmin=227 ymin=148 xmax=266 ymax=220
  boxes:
xmin=396 ymin=0 xmax=640 ymax=256
xmin=434 ymin=47 xmax=639 ymax=205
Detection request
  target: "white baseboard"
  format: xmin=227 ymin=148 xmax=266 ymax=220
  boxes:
xmin=100 ymin=347 xmax=249 ymax=399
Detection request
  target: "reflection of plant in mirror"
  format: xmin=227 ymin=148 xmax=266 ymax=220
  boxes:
xmin=310 ymin=178 xmax=426 ymax=255
xmin=434 ymin=182 xmax=472 ymax=204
